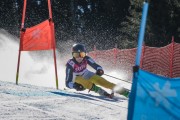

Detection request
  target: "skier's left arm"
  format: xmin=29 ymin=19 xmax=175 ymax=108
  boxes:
xmin=86 ymin=56 xmax=104 ymax=76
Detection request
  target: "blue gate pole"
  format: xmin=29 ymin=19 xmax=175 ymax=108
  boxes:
xmin=135 ymin=2 xmax=149 ymax=66
xmin=127 ymin=1 xmax=149 ymax=120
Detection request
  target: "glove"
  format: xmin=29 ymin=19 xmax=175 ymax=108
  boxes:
xmin=96 ymin=69 xmax=104 ymax=76
xmin=73 ymin=82 xmax=85 ymax=91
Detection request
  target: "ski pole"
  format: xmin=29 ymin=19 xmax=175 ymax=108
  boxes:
xmin=103 ymin=74 xmax=132 ymax=84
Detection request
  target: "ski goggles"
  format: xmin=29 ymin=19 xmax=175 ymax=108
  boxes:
xmin=72 ymin=52 xmax=86 ymax=58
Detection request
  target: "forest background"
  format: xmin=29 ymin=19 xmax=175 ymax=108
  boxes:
xmin=0 ymin=0 xmax=179 ymax=52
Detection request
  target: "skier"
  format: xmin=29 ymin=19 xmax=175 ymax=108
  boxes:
xmin=65 ymin=43 xmax=129 ymax=98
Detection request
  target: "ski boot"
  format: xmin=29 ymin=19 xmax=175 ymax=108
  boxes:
xmin=89 ymin=84 xmax=114 ymax=99
xmin=97 ymin=88 xmax=114 ymax=99
xmin=113 ymin=85 xmax=130 ymax=98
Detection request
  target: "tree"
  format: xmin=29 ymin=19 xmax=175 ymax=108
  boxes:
xmin=116 ymin=0 xmax=144 ymax=49
xmin=147 ymin=0 xmax=180 ymax=46
xmin=0 ymin=0 xmax=20 ymax=36
xmin=116 ymin=0 xmax=180 ymax=49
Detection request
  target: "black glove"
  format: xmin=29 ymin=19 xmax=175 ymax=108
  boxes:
xmin=96 ymin=69 xmax=104 ymax=76
xmin=73 ymin=82 xmax=85 ymax=91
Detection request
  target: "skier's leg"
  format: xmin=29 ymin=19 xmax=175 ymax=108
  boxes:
xmin=89 ymin=75 xmax=129 ymax=98
xmin=90 ymin=84 xmax=114 ymax=98
xmin=75 ymin=76 xmax=93 ymax=89
xmin=75 ymin=75 xmax=114 ymax=90
xmin=88 ymin=75 xmax=116 ymax=90
xmin=75 ymin=76 xmax=113 ymax=98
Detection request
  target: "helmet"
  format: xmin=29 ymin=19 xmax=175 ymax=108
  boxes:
xmin=72 ymin=43 xmax=86 ymax=58
xmin=72 ymin=43 xmax=86 ymax=53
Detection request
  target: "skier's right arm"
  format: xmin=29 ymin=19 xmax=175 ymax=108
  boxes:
xmin=65 ymin=63 xmax=74 ymax=89
xmin=65 ymin=61 xmax=85 ymax=91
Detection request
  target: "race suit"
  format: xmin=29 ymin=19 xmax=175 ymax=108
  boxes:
xmin=65 ymin=56 xmax=115 ymax=90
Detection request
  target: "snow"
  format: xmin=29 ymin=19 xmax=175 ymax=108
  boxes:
xmin=0 ymin=29 xmax=130 ymax=120
xmin=0 ymin=81 xmax=128 ymax=120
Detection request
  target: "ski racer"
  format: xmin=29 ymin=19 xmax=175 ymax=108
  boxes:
xmin=65 ymin=43 xmax=129 ymax=98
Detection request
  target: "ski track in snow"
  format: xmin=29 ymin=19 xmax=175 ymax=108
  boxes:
xmin=0 ymin=81 xmax=128 ymax=120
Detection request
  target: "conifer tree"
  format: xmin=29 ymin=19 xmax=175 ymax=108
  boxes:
xmin=116 ymin=0 xmax=144 ymax=49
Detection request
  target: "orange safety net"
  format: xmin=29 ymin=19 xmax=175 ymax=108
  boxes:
xmin=20 ymin=20 xmax=55 ymax=51
xmin=141 ymin=45 xmax=172 ymax=77
xmin=88 ymin=42 xmax=180 ymax=79
xmin=172 ymin=43 xmax=180 ymax=78
xmin=88 ymin=48 xmax=136 ymax=81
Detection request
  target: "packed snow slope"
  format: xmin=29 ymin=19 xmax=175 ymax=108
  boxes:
xmin=0 ymin=80 xmax=128 ymax=120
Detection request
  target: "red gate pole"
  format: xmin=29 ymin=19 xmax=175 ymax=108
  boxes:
xmin=16 ymin=0 xmax=27 ymax=85
xmin=48 ymin=0 xmax=59 ymax=89
xmin=169 ymin=36 xmax=174 ymax=78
